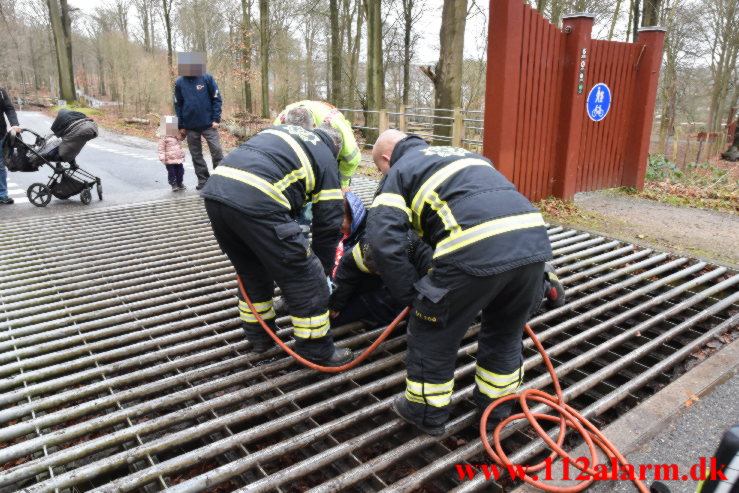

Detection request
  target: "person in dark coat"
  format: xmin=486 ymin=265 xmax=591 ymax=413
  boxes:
xmin=173 ymin=52 xmax=224 ymax=190
xmin=0 ymin=87 xmax=22 ymax=204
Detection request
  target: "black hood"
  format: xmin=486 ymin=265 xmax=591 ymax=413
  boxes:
xmin=389 ymin=135 xmax=427 ymax=167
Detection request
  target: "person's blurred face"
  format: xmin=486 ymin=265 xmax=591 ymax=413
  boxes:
xmin=160 ymin=116 xmax=179 ymax=137
xmin=177 ymin=52 xmax=206 ymax=77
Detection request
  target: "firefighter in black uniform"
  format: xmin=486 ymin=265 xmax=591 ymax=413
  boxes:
xmin=201 ymin=124 xmax=353 ymax=367
xmin=329 ymin=231 xmax=433 ymax=327
xmin=366 ymin=129 xmax=553 ymax=435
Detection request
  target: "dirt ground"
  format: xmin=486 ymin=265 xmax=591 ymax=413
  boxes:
xmin=574 ymin=191 xmax=739 ymax=266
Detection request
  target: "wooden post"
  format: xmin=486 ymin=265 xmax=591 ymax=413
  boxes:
xmin=379 ymin=109 xmax=389 ymax=132
xmin=452 ymin=108 xmax=464 ymax=147
xmin=622 ymin=27 xmax=666 ymax=189
xmin=482 ymin=0 xmax=524 ymax=179
xmin=399 ymin=105 xmax=407 ymax=132
xmin=551 ymin=13 xmax=595 ymax=200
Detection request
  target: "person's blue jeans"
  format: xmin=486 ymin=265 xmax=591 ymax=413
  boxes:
xmin=0 ymin=138 xmax=8 ymax=198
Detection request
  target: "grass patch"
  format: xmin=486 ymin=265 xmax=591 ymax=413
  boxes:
xmin=618 ymin=154 xmax=739 ymax=214
xmin=535 ymin=197 xmax=608 ymax=230
xmin=50 ymin=103 xmax=104 ymax=117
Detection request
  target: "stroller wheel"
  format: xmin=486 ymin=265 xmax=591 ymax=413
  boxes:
xmin=80 ymin=188 xmax=92 ymax=205
xmin=27 ymin=183 xmax=52 ymax=207
xmin=96 ymin=180 xmax=103 ymax=201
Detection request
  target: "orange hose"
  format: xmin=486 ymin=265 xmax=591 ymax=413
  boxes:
xmin=479 ymin=324 xmax=650 ymax=492
xmin=239 ymin=275 xmax=646 ymax=491
xmin=236 ymin=275 xmax=409 ymax=373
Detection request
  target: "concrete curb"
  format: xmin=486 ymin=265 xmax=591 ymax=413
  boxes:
xmin=510 ymin=337 xmax=739 ymax=492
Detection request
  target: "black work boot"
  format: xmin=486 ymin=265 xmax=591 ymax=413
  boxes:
xmin=543 ymin=263 xmax=566 ymax=310
xmin=308 ymin=346 xmax=353 ymax=367
xmin=476 ymin=399 xmax=515 ymax=433
xmin=392 ymin=394 xmax=446 ymax=436
xmin=242 ymin=322 xmax=276 ymax=354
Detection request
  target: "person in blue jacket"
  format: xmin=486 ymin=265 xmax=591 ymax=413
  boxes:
xmin=173 ymin=52 xmax=224 ymax=190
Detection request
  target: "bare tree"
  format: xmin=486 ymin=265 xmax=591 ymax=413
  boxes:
xmin=259 ymin=0 xmax=269 ymax=117
xmin=704 ymin=0 xmax=739 ymax=131
xmin=329 ymin=0 xmax=342 ymax=106
xmin=46 ymin=0 xmax=76 ymax=101
xmin=241 ymin=0 xmax=254 ymax=112
xmin=159 ymin=0 xmax=176 ymax=68
xmin=400 ymin=0 xmax=424 ymax=106
xmin=425 ymin=0 xmax=467 ymax=139
xmin=365 ymin=0 xmax=384 ymax=138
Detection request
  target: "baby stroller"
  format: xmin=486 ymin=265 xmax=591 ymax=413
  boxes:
xmin=3 ymin=111 xmax=102 ymax=207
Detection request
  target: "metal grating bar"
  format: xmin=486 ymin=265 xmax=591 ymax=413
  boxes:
xmin=1 ymin=176 xmax=736 ymax=492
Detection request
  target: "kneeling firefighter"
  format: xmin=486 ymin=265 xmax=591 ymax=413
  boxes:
xmin=366 ymin=130 xmax=554 ymax=436
xmin=201 ymin=124 xmax=352 ymax=367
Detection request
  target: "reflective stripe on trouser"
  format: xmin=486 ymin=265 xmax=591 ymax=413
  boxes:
xmin=204 ymin=200 xmax=337 ymax=360
xmin=475 ymin=365 xmax=524 ymax=399
xmin=405 ymin=378 xmax=454 ymax=408
xmin=291 ymin=311 xmax=331 ymax=339
xmin=404 ymin=261 xmax=545 ymax=425
xmin=238 ymin=299 xmax=276 ymax=324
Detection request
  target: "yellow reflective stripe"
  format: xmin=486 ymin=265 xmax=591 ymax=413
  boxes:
xmin=312 ymin=189 xmax=343 ymax=203
xmin=475 ymin=365 xmax=524 ymax=399
xmin=405 ymin=390 xmax=426 ymax=404
xmin=410 ymin=158 xmax=491 ymax=232
xmin=262 ymin=129 xmax=316 ymax=193
xmin=434 ymin=213 xmax=546 ymax=258
xmin=475 ymin=365 xmax=523 ymax=386
xmin=292 ymin=321 xmax=330 ymax=339
xmin=427 ymin=191 xmax=461 ymax=235
xmin=405 ymin=378 xmax=454 ymax=407
xmin=371 ymin=193 xmax=412 ymax=222
xmin=291 ymin=311 xmax=330 ymax=327
xmin=274 ymin=168 xmax=305 ymax=192
xmin=240 ymin=309 xmax=276 ymax=322
xmin=344 ymin=147 xmax=360 ymax=162
xmin=547 ymin=271 xmax=559 ymax=282
xmin=352 ymin=245 xmax=371 ymax=273
xmin=238 ymin=300 xmax=273 ymax=312
xmin=212 ymin=166 xmax=290 ymax=209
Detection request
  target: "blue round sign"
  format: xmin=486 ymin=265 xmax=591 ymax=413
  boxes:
xmin=586 ymin=83 xmax=611 ymax=122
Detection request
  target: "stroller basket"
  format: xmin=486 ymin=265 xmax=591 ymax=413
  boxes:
xmin=51 ymin=173 xmax=86 ymax=199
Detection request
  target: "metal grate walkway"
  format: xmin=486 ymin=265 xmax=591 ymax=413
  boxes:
xmin=0 ymin=178 xmax=737 ymax=492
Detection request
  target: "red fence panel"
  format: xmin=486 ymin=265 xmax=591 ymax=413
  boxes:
xmin=483 ymin=0 xmax=665 ymax=202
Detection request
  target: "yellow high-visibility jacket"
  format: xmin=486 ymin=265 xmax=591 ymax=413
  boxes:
xmin=274 ymin=100 xmax=361 ymax=187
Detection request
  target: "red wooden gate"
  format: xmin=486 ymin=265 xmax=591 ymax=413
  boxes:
xmin=482 ymin=0 xmax=665 ymax=202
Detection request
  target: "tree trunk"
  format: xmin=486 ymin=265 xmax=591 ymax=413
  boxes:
xmin=241 ymin=0 xmax=253 ymax=113
xmin=401 ymin=0 xmax=413 ymax=106
xmin=47 ymin=0 xmax=76 ymax=102
xmin=641 ymin=0 xmax=661 ymax=26
xmin=433 ymin=0 xmax=466 ymax=141
xmin=631 ymin=0 xmax=640 ymax=42
xmin=365 ymin=0 xmax=384 ymax=140
xmin=329 ymin=0 xmax=342 ymax=107
xmin=162 ymin=0 xmax=174 ymax=69
xmin=608 ymin=0 xmax=622 ymax=40
xmin=259 ymin=0 xmax=270 ymax=118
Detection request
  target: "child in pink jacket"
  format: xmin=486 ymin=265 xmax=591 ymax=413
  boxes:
xmin=158 ymin=116 xmax=186 ymax=191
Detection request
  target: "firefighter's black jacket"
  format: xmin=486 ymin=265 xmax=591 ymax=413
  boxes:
xmin=366 ymin=136 xmax=552 ymax=306
xmin=329 ymin=231 xmax=432 ymax=313
xmin=201 ymin=125 xmax=344 ymax=273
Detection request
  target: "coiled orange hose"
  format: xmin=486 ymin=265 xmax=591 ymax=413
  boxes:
xmin=239 ymin=275 xmax=648 ymax=491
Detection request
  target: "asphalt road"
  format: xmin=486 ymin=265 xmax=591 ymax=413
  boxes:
xmin=2 ymin=111 xmax=214 ymax=220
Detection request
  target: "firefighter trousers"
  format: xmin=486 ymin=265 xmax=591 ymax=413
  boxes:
xmin=403 ymin=261 xmax=545 ymax=426
xmin=205 ymin=199 xmax=337 ymax=360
